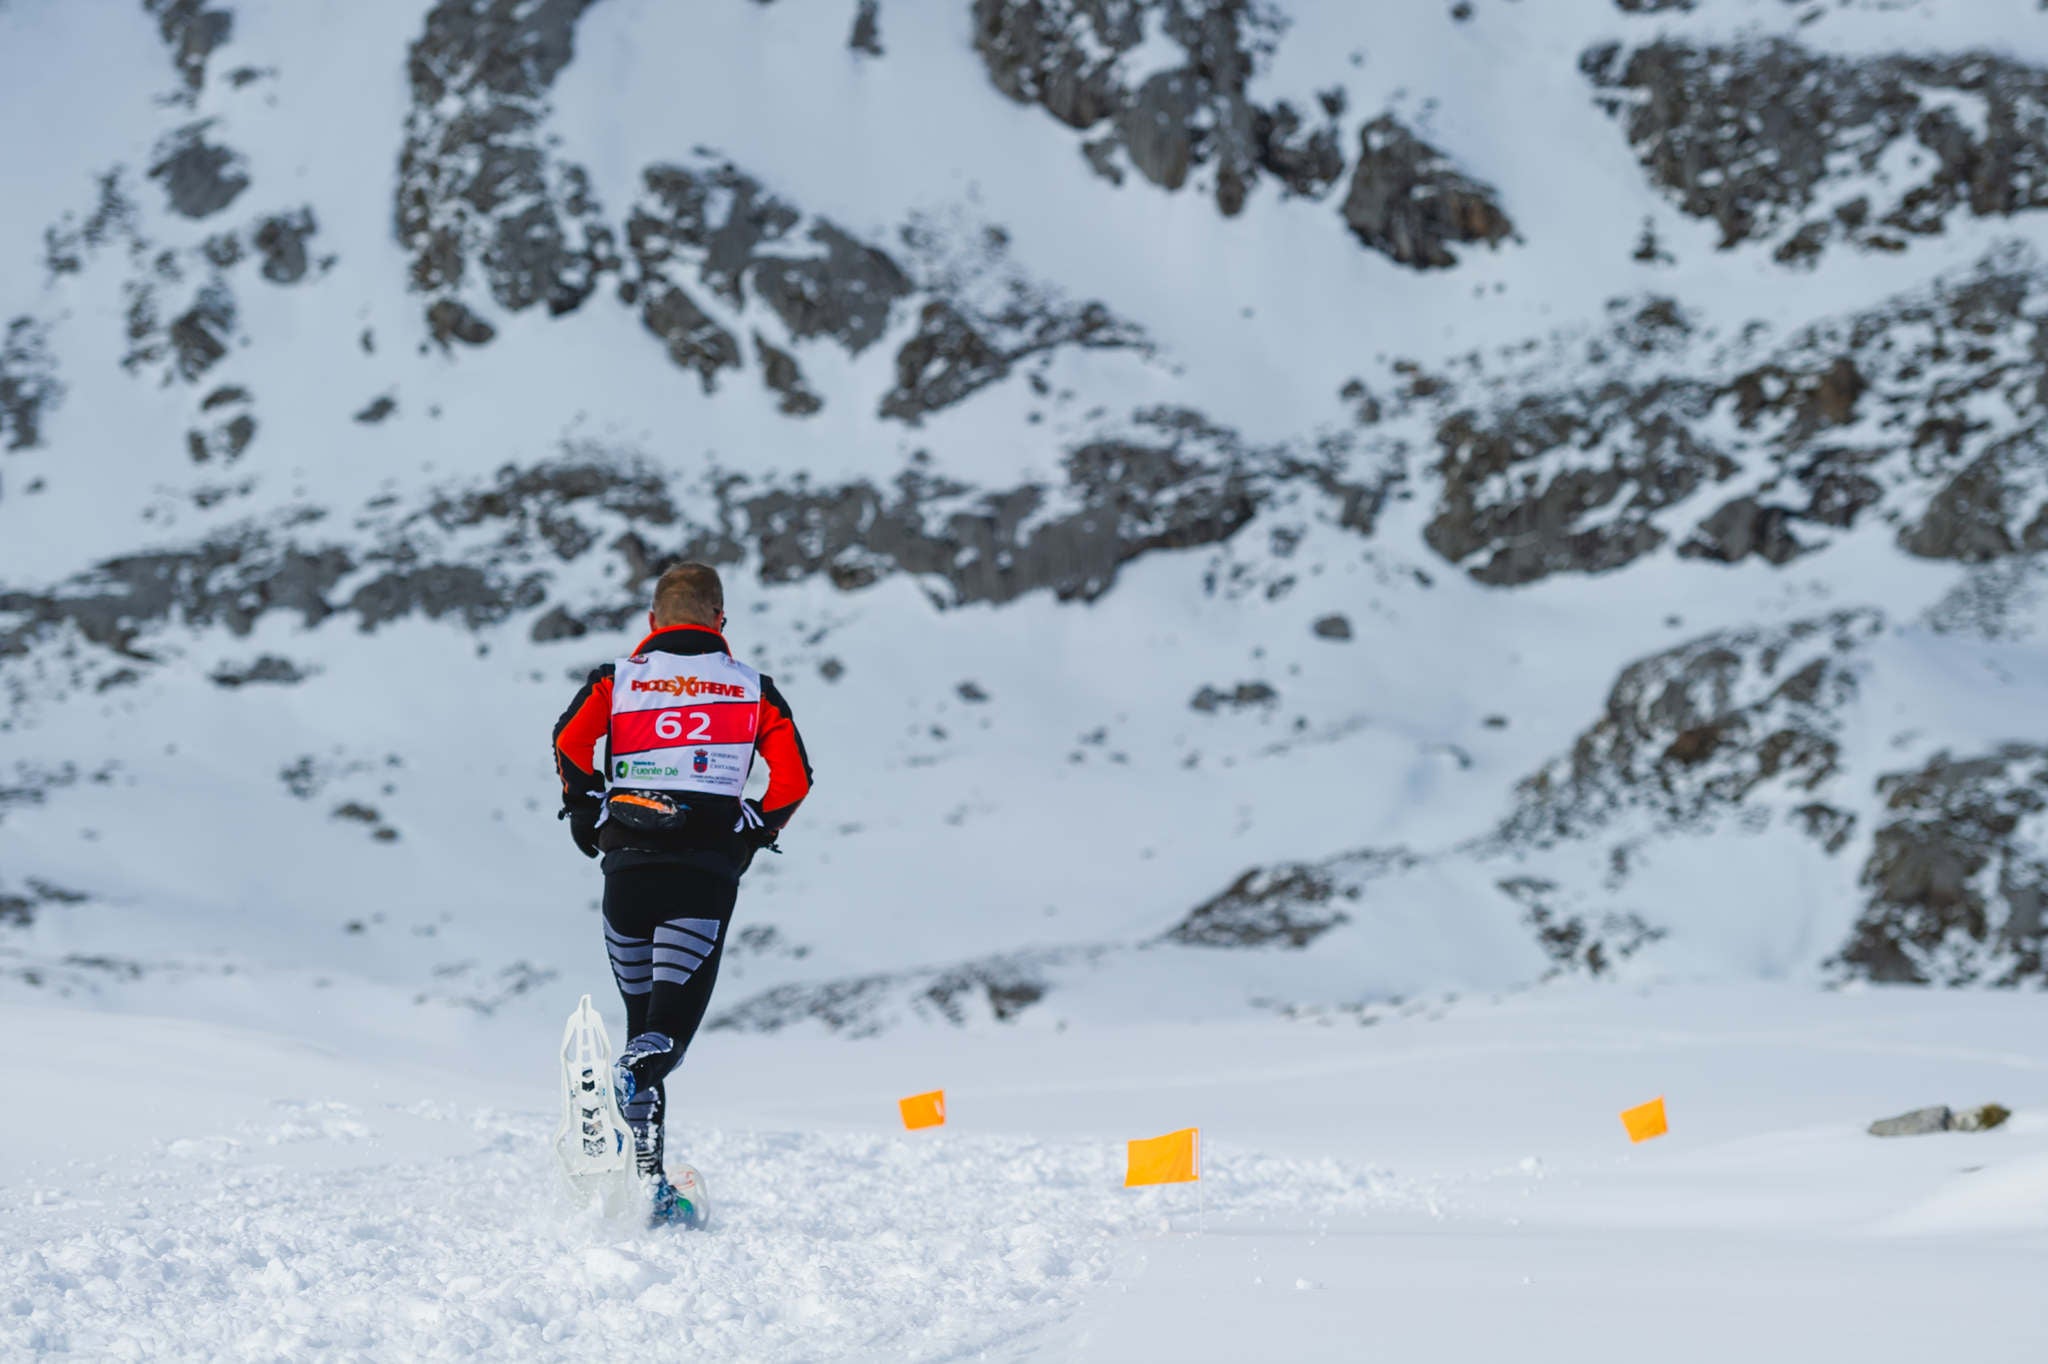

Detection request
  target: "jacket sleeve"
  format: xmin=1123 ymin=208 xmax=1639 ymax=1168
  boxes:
xmin=552 ymin=666 xmax=614 ymax=809
xmin=755 ymin=675 xmax=813 ymax=829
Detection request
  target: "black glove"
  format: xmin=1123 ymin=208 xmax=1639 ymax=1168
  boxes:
xmin=562 ymin=803 xmax=601 ymax=859
xmin=736 ymin=799 xmax=781 ymax=875
xmin=738 ymin=799 xmax=781 ymax=851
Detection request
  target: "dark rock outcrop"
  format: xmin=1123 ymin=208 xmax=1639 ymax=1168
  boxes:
xmin=166 ymin=284 xmax=237 ymax=382
xmin=1340 ymin=116 xmax=1515 ymax=270
xmin=185 ymin=384 xmax=255 ymax=463
xmin=252 ymin=209 xmax=318 ymax=284
xmin=972 ymin=0 xmax=1345 ymax=216
xmin=1584 ymin=39 xmax=2048 ymax=259
xmin=148 ymin=122 xmax=250 ymax=220
xmin=0 ymin=318 xmax=62 ymax=452
xmin=1163 ymin=864 xmax=1351 ymax=948
xmin=1837 ymin=744 xmax=2048 ymax=985
xmin=397 ymin=0 xmax=612 ymax=327
xmin=1497 ymin=877 xmax=1665 ymax=977
xmin=144 ymin=0 xmax=235 ymax=97
xmin=1189 ymin=681 xmax=1277 ymax=713
xmin=1425 ymin=378 xmax=1734 ymax=586
xmin=1407 ymin=250 xmax=2048 ymax=585
xmin=1504 ymin=611 xmax=1883 ymax=847
xmin=756 ymin=335 xmax=822 ymax=416
xmin=850 ymin=0 xmax=882 ymax=56
xmin=709 ymin=948 xmax=1097 ymax=1036
xmin=209 ymin=655 xmax=309 ymax=688
xmin=1868 ymin=1106 xmax=1953 ymax=1137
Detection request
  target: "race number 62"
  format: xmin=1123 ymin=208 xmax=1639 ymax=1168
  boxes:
xmin=654 ymin=710 xmax=712 ymax=741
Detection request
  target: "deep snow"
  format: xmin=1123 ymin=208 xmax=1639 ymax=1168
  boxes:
xmin=5 ymin=984 xmax=2044 ymax=1362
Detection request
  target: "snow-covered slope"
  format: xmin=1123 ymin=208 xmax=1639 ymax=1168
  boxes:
xmin=7 ymin=0 xmax=2048 ymax=1048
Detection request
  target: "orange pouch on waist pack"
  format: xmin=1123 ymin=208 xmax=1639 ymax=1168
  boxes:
xmin=606 ymin=791 xmax=689 ymax=835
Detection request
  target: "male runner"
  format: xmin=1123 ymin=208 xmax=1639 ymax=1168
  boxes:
xmin=551 ymin=562 xmax=813 ymax=1223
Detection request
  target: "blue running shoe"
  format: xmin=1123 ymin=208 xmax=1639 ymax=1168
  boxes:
xmin=649 ymin=1168 xmax=709 ymax=1230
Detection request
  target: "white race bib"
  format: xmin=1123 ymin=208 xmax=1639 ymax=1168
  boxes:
xmin=607 ymin=650 xmax=762 ymax=800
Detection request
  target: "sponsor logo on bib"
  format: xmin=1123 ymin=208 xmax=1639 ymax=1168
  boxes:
xmin=629 ymin=676 xmax=748 ymax=699
xmin=693 ymin=749 xmax=709 ymax=774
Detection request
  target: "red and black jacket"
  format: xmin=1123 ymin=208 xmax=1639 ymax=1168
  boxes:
xmin=552 ymin=625 xmax=813 ymax=858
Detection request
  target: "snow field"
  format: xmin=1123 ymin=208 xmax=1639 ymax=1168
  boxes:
xmin=6 ymin=985 xmax=2048 ymax=1361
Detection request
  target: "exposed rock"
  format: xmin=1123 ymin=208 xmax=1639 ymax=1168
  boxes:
xmin=880 ymin=294 xmax=1144 ymax=425
xmin=1190 ymin=680 xmax=1277 ymax=713
xmin=0 ymin=878 xmax=87 ymax=930
xmin=0 ymin=411 xmax=1384 ymax=689
xmin=1504 ymin=611 xmax=1882 ymax=847
xmin=1340 ymin=115 xmax=1515 ymax=270
xmin=627 ymin=159 xmax=912 ymax=363
xmin=166 ymin=284 xmax=237 ymax=382
xmin=209 ymin=655 xmax=310 ymax=688
xmin=42 ymin=171 xmax=140 ymax=279
xmin=638 ymin=284 xmax=741 ymax=390
xmin=0 ymin=531 xmax=354 ymax=665
xmin=1312 ymin=613 xmax=1351 ymax=640
xmin=252 ymin=209 xmax=317 ymax=284
xmin=1793 ymin=802 xmax=1858 ymax=855
xmin=1426 ymin=379 xmax=1733 ymax=586
xmin=1869 ymin=1105 xmax=1952 ymax=1137
xmin=740 ymin=413 xmax=1270 ymax=605
xmin=957 ymin=680 xmax=990 ymax=703
xmin=1163 ymin=864 xmax=1349 ymax=948
xmin=1407 ymin=250 xmax=2048 ymax=584
xmin=144 ymin=0 xmax=235 ymax=97
xmin=348 ymin=563 xmax=546 ymax=631
xmin=1497 ymin=877 xmax=1665 ymax=977
xmin=1165 ymin=848 xmax=1418 ymax=949
xmin=148 ymin=122 xmax=250 ymax=220
xmin=186 ymin=384 xmax=255 ymax=463
xmin=849 ymin=0 xmax=882 ymax=55
xmin=971 ymin=0 xmax=1345 ymax=217
xmin=332 ymin=801 xmax=400 ymax=843
xmin=397 ymin=0 xmax=611 ymax=330
xmin=529 ymin=604 xmax=587 ymax=643
xmin=1837 ymin=744 xmax=2048 ymax=985
xmin=1677 ymin=496 xmax=1811 ymax=566
xmin=1954 ymin=1102 xmax=2013 ymax=1132
xmin=755 ymin=335 xmax=822 ymax=416
xmin=426 ymin=298 xmax=496 ymax=348
xmin=1584 ymin=39 xmax=2048 ymax=258
xmin=709 ymin=947 xmax=1099 ymax=1036
xmin=0 ymin=318 xmax=62 ymax=451
xmin=353 ymin=395 xmax=397 ymax=425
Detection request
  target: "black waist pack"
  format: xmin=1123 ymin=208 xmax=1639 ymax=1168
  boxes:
xmin=605 ymin=790 xmax=690 ymax=835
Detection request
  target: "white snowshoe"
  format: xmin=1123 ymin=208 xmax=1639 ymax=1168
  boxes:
xmin=553 ymin=994 xmax=637 ymax=1213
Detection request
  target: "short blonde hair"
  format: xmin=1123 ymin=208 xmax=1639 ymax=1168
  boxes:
xmin=652 ymin=562 xmax=724 ymax=627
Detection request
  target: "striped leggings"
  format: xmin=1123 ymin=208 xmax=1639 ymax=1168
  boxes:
xmin=602 ymin=859 xmax=739 ymax=1178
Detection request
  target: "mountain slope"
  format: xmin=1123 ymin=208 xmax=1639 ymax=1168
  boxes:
xmin=4 ymin=0 xmax=2048 ymax=1042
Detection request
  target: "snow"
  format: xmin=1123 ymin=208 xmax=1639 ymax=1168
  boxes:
xmin=4 ymin=0 xmax=2048 ymax=1354
xmin=5 ymin=984 xmax=2045 ymax=1360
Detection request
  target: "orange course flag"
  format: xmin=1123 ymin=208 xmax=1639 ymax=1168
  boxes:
xmin=1125 ymin=1128 xmax=1201 ymax=1186
xmin=1621 ymin=1097 xmax=1669 ymax=1143
xmin=899 ymin=1090 xmax=946 ymax=1130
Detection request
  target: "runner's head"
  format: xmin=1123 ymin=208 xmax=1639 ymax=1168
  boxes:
xmin=651 ymin=562 xmax=725 ymax=632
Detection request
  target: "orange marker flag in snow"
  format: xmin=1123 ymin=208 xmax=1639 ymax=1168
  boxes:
xmin=1621 ymin=1097 xmax=1668 ymax=1143
xmin=899 ymin=1089 xmax=946 ymax=1130
xmin=1125 ymin=1128 xmax=1201 ymax=1186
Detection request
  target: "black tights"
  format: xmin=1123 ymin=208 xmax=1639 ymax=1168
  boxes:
xmin=602 ymin=859 xmax=738 ymax=1178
